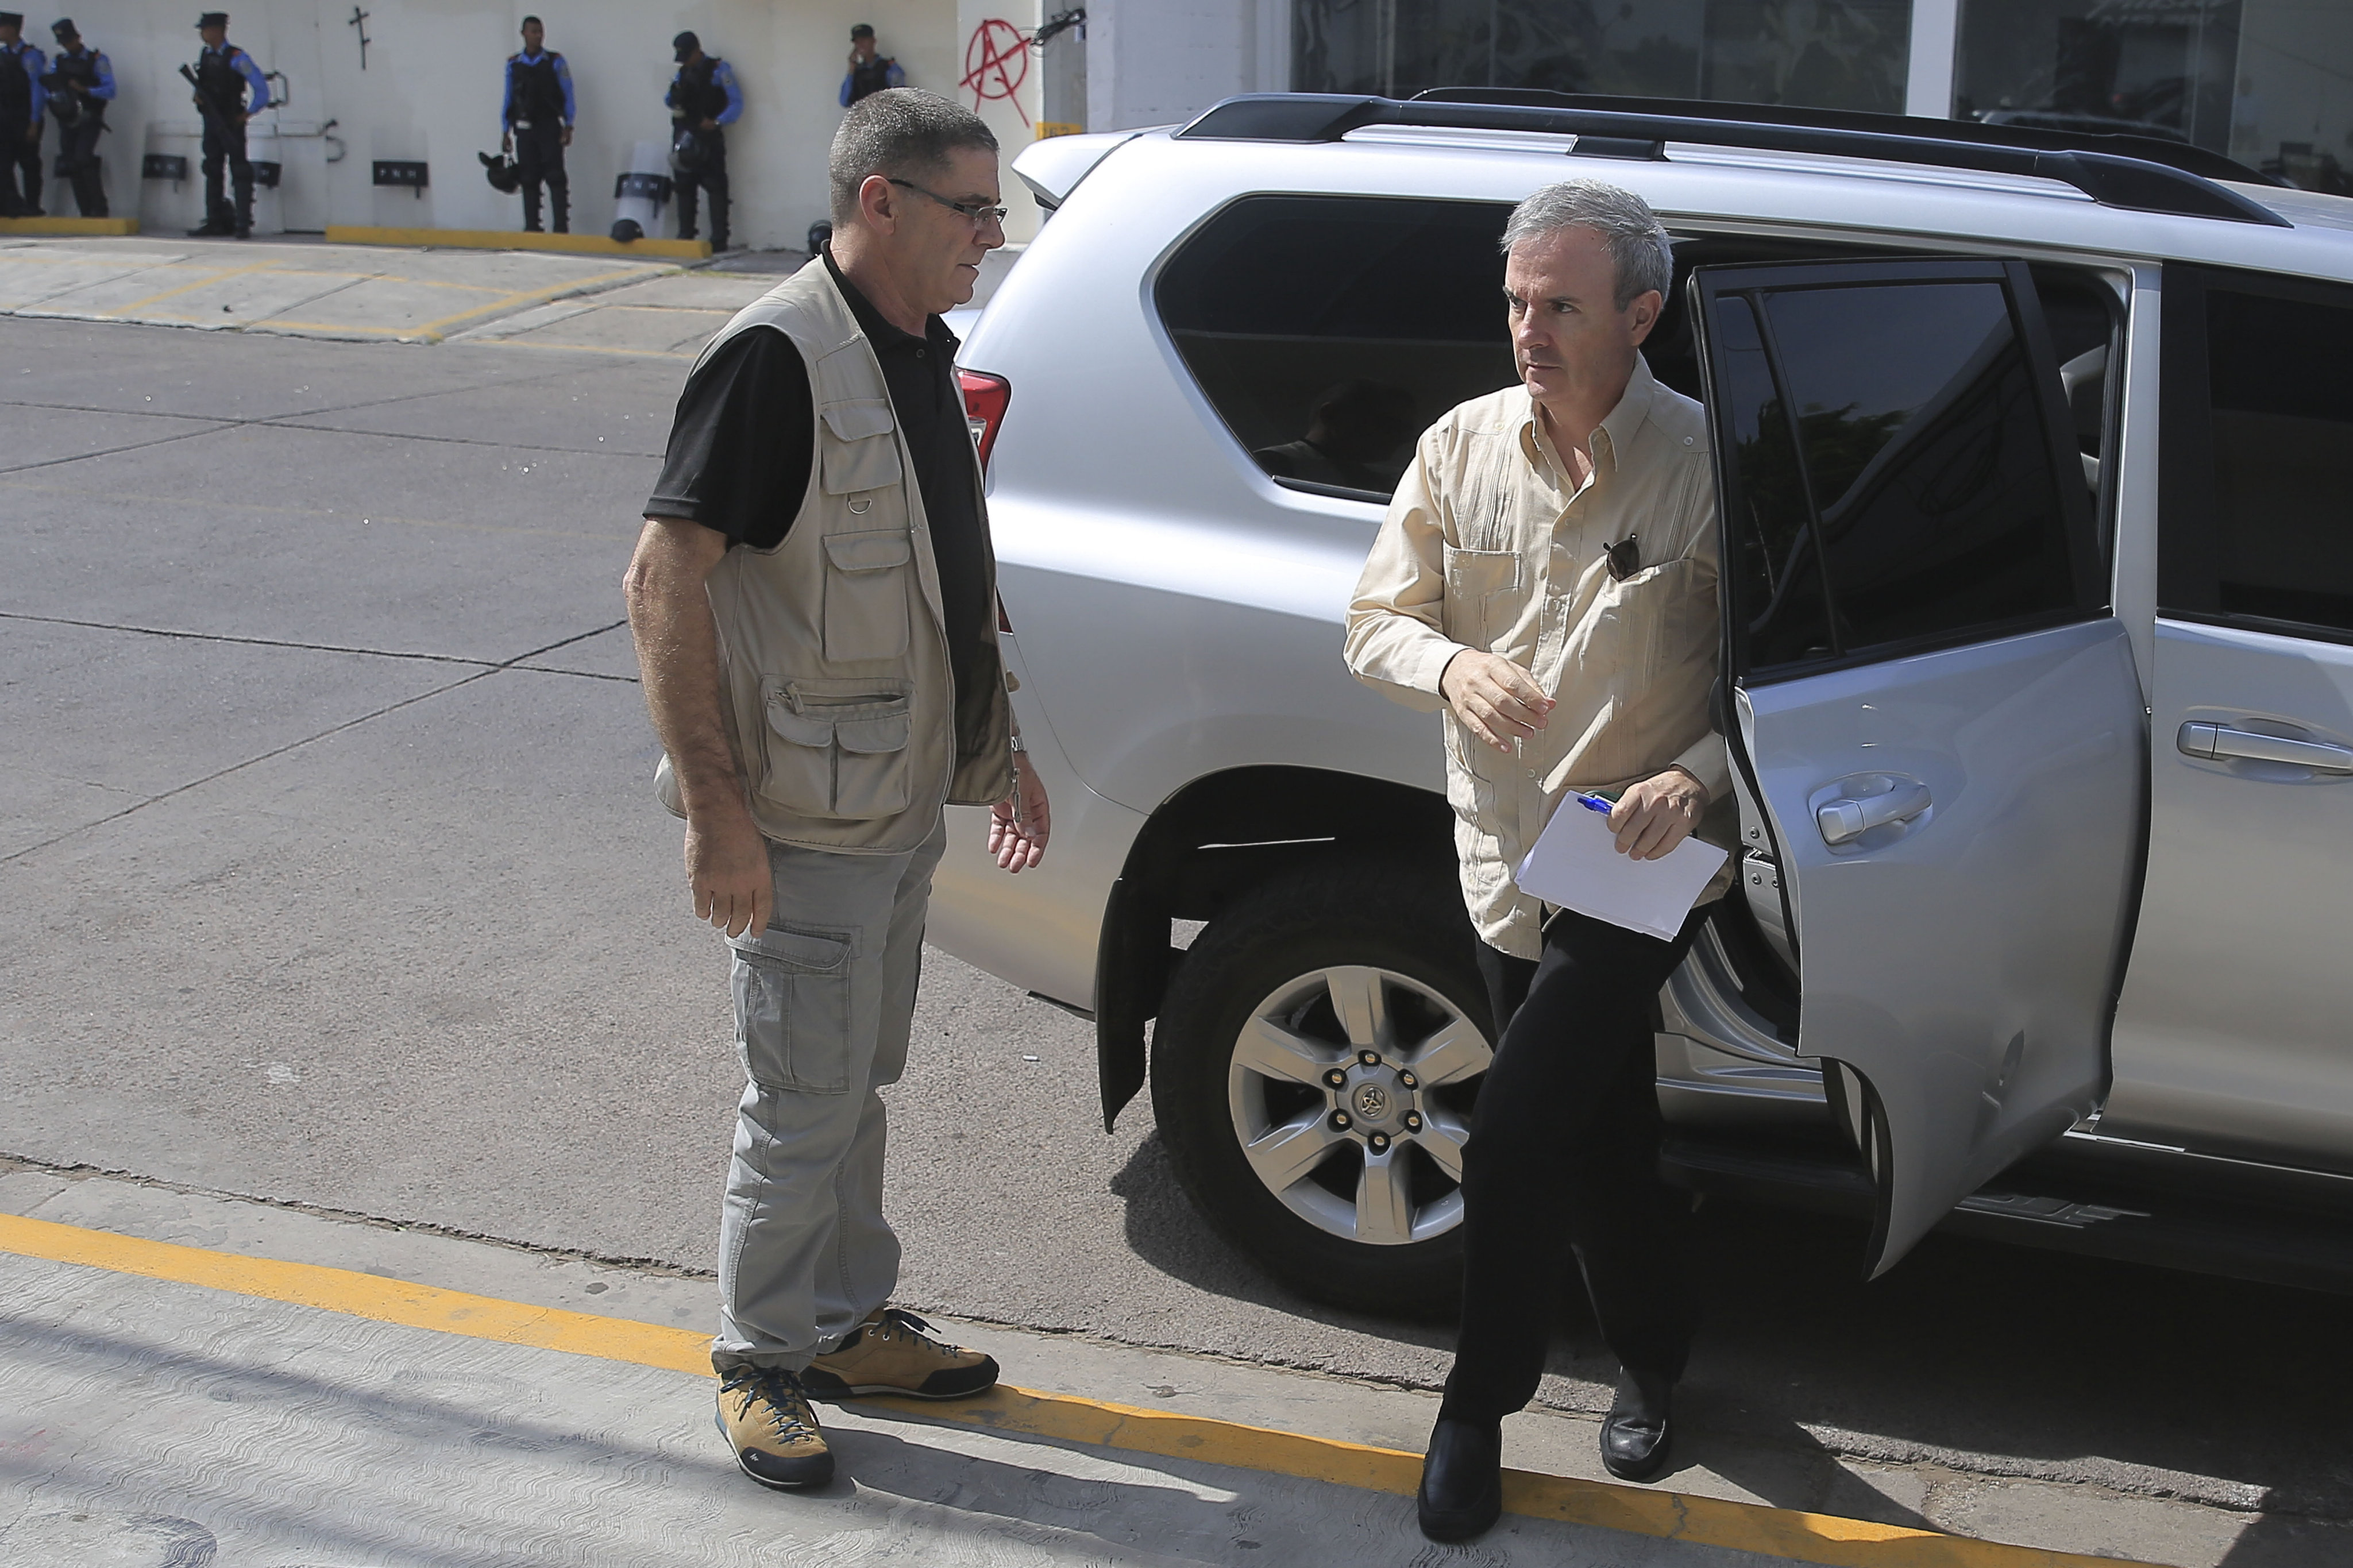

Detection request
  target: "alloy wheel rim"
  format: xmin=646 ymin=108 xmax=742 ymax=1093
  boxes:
xmin=1225 ymin=964 xmax=1491 ymax=1246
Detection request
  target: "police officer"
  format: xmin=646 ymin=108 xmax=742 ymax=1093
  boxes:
xmin=190 ymin=11 xmax=269 ymax=238
xmin=39 ymin=18 xmax=109 ymax=217
xmin=500 ymin=15 xmax=573 ymax=234
xmin=666 ymin=31 xmax=739 ymax=251
xmin=0 ymin=13 xmax=47 ymax=218
xmin=838 ymin=24 xmax=903 ymax=107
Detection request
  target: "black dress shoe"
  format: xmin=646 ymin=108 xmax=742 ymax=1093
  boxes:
xmin=1417 ymin=1416 xmax=1502 ymax=1542
xmin=1600 ymin=1372 xmax=1674 ymax=1481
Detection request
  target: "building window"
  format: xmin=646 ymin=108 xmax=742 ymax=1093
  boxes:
xmin=1955 ymin=1 xmax=2353 ymax=190
xmin=1292 ymin=0 xmax=1912 ymax=115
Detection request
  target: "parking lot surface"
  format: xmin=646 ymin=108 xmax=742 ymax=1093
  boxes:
xmin=3 ymin=256 xmax=2350 ymax=1566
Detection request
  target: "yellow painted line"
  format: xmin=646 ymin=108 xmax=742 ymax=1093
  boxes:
xmin=0 ymin=215 xmax=139 ymax=235
xmin=326 ymin=224 xmax=711 ymax=261
xmin=110 ymin=259 xmax=287 ymax=314
xmin=402 ymin=263 xmax=658 ymax=339
xmin=0 ymin=1211 xmax=2140 ymax=1568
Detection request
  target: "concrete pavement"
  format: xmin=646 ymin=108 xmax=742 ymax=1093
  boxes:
xmin=0 ymin=1171 xmax=2154 ymax=1568
xmin=4 ymin=302 xmax=2351 ymax=1567
xmin=0 ymin=233 xmax=781 ymax=351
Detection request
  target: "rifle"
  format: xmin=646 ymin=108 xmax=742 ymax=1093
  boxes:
xmin=179 ymin=61 xmax=237 ymax=140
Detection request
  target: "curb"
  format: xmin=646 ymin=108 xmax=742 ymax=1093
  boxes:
xmin=0 ymin=217 xmax=139 ymax=236
xmin=0 ymin=1211 xmax=2140 ymax=1568
xmin=325 ymin=224 xmax=710 ymax=260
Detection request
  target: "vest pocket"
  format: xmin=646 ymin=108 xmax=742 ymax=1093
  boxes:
xmin=761 ymin=681 xmax=915 ymax=821
xmin=821 ymin=528 xmax=913 ymax=662
xmin=820 ymin=399 xmax=903 ymax=494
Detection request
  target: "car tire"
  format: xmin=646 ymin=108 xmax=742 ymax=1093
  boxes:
xmin=1151 ymin=855 xmax=1494 ymax=1319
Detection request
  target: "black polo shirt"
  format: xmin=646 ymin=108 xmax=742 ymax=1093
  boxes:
xmin=646 ymin=250 xmax=989 ymax=709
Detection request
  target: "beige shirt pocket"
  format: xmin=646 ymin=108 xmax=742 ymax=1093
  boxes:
xmin=1441 ymin=544 xmax=1521 ymax=651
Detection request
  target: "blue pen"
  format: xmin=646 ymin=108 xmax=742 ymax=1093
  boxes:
xmin=1573 ymin=792 xmax=1616 ymax=817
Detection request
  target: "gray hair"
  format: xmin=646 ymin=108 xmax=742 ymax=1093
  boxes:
xmin=1500 ymin=179 xmax=1673 ymax=311
xmin=828 ymin=88 xmax=999 ymax=225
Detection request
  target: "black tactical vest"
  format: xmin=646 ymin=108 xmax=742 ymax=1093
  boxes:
xmin=668 ymin=58 xmax=728 ymax=125
xmin=47 ymin=48 xmax=102 ymax=121
xmin=0 ymin=45 xmax=31 ymax=123
xmin=507 ymin=52 xmax=563 ymax=124
xmin=194 ymin=46 xmax=242 ymax=117
xmin=846 ymin=55 xmax=895 ymax=104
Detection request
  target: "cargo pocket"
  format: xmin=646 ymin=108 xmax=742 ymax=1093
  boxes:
xmin=820 ymin=398 xmax=907 ymax=530
xmin=758 ymin=680 xmax=915 ymax=821
xmin=730 ymin=922 xmax=855 ymax=1094
xmin=1442 ymin=545 xmax=1521 ymax=650
xmin=821 ymin=528 xmax=913 ymax=663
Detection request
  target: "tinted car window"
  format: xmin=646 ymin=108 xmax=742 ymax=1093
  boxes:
xmin=2201 ymin=286 xmax=2353 ymax=634
xmin=1767 ymin=281 xmax=2081 ymax=651
xmin=1712 ymin=295 xmax=1835 ymax=667
xmin=1155 ymin=196 xmax=1517 ymax=501
xmin=1706 ymin=263 xmax=2093 ymax=674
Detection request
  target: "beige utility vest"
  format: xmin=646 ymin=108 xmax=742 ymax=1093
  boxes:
xmin=668 ymin=259 xmax=1013 ymax=853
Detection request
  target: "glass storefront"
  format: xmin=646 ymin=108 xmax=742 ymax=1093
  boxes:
xmin=1293 ymin=0 xmax=1915 ymax=115
xmin=1955 ymin=0 xmax=2353 ymax=190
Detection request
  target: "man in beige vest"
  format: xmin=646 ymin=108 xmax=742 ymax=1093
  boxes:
xmin=1346 ymin=180 xmax=1730 ymax=1538
xmin=625 ymin=89 xmax=1048 ymax=1493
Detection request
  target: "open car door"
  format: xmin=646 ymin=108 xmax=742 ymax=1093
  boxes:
xmin=1689 ymin=258 xmax=2147 ymax=1275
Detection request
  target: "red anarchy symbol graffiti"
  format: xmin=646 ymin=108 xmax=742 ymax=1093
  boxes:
xmin=961 ymin=18 xmax=1031 ymax=125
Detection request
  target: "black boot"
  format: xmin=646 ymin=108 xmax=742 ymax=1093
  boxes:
xmin=1416 ymin=1417 xmax=1502 ymax=1542
xmin=1600 ymin=1370 xmax=1675 ymax=1482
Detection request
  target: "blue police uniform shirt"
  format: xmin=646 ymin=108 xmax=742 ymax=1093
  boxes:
xmin=502 ymin=49 xmax=575 ymax=132
xmin=198 ymin=42 xmax=267 ymax=114
xmin=669 ymin=57 xmax=741 ymax=126
xmin=5 ymin=40 xmax=47 ymax=120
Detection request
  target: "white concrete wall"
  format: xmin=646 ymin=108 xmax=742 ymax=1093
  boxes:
xmin=1085 ymin=0 xmax=1283 ymax=133
xmin=52 ymin=0 xmax=965 ymax=249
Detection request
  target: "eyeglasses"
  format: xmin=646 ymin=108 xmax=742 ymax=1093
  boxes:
xmin=887 ymin=177 xmax=1009 ymax=229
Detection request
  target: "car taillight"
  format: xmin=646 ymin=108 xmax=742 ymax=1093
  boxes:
xmin=958 ymin=368 xmax=1011 ymax=470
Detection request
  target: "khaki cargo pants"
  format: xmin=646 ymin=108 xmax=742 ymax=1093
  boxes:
xmin=712 ymin=817 xmax=948 ymax=1373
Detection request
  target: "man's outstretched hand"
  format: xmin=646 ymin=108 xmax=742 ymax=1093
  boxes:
xmin=988 ymin=751 xmax=1051 ymax=873
xmin=1606 ymin=766 xmax=1708 ymax=861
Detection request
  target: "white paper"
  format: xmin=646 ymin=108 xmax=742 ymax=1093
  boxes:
xmin=1514 ymin=800 xmax=1729 ymax=942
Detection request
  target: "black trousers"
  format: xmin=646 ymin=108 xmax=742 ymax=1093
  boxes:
xmin=512 ymin=122 xmax=567 ymax=233
xmin=3 ymin=121 xmax=38 ymax=215
xmin=674 ymin=128 xmax=727 ymax=247
xmin=55 ymin=112 xmax=105 ymax=217
xmin=199 ymin=116 xmax=250 ymax=229
xmin=1438 ymin=904 xmax=1708 ymax=1426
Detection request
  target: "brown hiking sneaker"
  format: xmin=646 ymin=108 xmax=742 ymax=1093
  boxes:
xmin=715 ymin=1365 xmax=834 ymax=1490
xmin=801 ymin=1307 xmax=1000 ymax=1401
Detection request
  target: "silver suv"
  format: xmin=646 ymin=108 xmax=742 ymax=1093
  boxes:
xmin=932 ymin=91 xmax=2353 ymax=1314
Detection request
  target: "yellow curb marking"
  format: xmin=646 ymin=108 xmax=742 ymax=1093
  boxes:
xmin=0 ymin=1211 xmax=2138 ymax=1568
xmin=325 ymin=224 xmax=712 ymax=261
xmin=0 ymin=216 xmax=139 ymax=235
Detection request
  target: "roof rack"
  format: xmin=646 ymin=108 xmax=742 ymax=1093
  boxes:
xmin=1173 ymin=91 xmax=2289 ymax=229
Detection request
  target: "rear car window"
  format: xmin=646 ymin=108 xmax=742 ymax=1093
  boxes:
xmin=1154 ymin=195 xmax=1516 ymax=502
xmin=2160 ymin=270 xmax=2353 ymax=640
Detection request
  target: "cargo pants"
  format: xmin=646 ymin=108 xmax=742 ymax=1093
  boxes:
xmin=712 ymin=816 xmax=947 ymax=1373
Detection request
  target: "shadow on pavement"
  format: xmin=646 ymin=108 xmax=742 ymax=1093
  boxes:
xmin=1108 ymin=1129 xmax=2353 ymax=1524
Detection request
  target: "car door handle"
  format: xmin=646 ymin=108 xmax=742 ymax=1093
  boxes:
xmin=2177 ymin=721 xmax=2353 ymax=773
xmin=1816 ymin=781 xmax=1932 ymax=846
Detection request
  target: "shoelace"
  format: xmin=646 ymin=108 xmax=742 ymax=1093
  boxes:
xmin=871 ymin=1307 xmax=959 ymax=1359
xmin=723 ymin=1368 xmax=818 ymax=1442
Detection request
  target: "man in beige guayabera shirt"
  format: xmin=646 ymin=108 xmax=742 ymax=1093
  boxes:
xmin=1344 ymin=180 xmax=1732 ymax=1540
